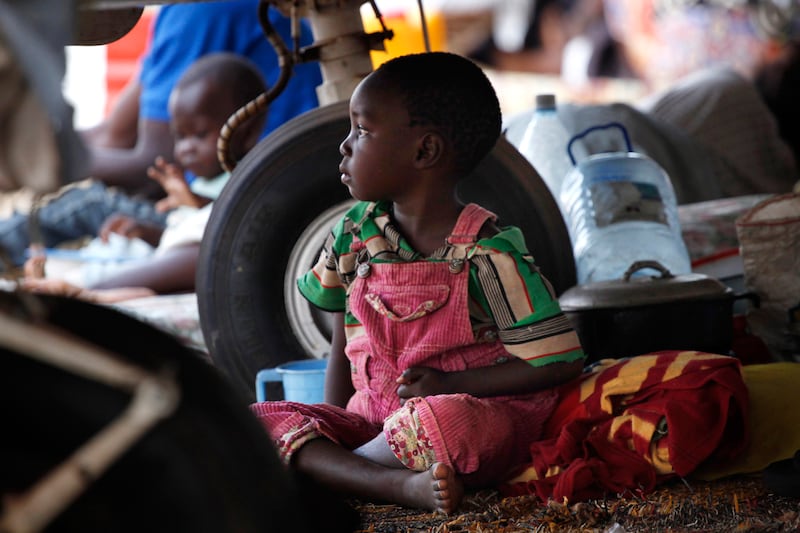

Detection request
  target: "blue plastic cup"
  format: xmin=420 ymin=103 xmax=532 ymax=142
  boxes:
xmin=255 ymin=358 xmax=328 ymax=403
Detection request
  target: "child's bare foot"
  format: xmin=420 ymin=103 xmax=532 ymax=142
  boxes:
xmin=23 ymin=252 xmax=46 ymax=279
xmin=402 ymin=462 xmax=464 ymax=515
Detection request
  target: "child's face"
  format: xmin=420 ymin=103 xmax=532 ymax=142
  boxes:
xmin=168 ymin=81 xmax=229 ymax=179
xmin=338 ymin=76 xmax=423 ymax=202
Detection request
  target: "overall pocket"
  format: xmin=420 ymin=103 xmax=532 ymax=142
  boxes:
xmin=364 ymin=284 xmax=450 ymax=322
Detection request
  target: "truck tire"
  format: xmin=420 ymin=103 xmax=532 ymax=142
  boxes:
xmin=197 ymin=102 xmax=575 ymax=399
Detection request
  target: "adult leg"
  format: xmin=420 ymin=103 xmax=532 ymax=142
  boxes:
xmin=34 ymin=180 xmax=168 ymax=238
xmin=0 ymin=212 xmax=35 ymax=266
xmin=294 ymin=435 xmax=464 ymax=514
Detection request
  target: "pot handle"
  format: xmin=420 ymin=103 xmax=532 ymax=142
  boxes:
xmin=623 ymin=260 xmax=673 ymax=281
xmin=567 ymin=121 xmax=634 ymax=165
xmin=734 ymin=291 xmax=760 ymax=308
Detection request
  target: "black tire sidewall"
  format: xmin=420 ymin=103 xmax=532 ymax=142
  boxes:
xmin=198 ymin=103 xmax=352 ymax=397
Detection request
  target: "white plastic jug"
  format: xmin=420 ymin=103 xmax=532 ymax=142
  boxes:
xmin=559 ymin=122 xmax=691 ymax=284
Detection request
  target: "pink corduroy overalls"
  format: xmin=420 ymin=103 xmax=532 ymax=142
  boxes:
xmin=251 ymin=204 xmax=558 ymax=487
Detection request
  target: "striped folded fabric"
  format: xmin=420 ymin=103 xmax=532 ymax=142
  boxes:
xmin=502 ymin=351 xmax=749 ymax=502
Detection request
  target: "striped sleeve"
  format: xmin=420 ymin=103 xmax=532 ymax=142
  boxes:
xmin=471 ymin=231 xmax=585 ymax=367
xmin=297 ymin=230 xmax=347 ymax=312
xmin=296 ymin=201 xmax=378 ymax=312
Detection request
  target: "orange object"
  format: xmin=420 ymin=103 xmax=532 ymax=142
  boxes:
xmin=104 ymin=8 xmax=156 ymax=114
xmin=360 ymin=4 xmax=446 ymax=68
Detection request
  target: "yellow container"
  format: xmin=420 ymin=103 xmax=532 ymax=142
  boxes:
xmin=360 ymin=2 xmax=447 ymax=68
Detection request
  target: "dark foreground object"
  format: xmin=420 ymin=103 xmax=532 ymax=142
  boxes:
xmin=0 ymin=290 xmax=357 ymax=533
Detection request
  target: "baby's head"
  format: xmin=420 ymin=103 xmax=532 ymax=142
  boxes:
xmin=168 ymin=52 xmax=266 ymax=179
xmin=366 ymin=52 xmax=502 ymax=175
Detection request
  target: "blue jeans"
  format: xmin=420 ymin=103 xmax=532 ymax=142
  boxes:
xmin=0 ymin=180 xmax=168 ymax=267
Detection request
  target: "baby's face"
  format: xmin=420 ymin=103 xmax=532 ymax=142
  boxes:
xmin=168 ymin=81 xmax=228 ymax=179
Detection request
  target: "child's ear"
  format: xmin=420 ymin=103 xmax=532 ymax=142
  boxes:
xmin=415 ymin=132 xmax=445 ymax=168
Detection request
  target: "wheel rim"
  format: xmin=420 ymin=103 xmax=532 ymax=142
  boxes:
xmin=284 ymin=199 xmax=355 ymax=358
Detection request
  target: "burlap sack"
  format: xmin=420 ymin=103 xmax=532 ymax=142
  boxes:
xmin=0 ymin=33 xmax=59 ymax=198
xmin=0 ymin=31 xmax=61 ymax=220
xmin=736 ymin=193 xmax=800 ymax=360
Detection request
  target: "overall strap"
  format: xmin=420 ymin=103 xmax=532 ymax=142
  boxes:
xmin=447 ymin=203 xmax=498 ymax=245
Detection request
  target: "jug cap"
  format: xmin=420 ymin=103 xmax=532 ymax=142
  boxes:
xmin=535 ymin=94 xmax=556 ymax=110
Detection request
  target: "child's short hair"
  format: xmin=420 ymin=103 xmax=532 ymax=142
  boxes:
xmin=373 ymin=52 xmax=502 ymax=174
xmin=176 ymin=52 xmax=266 ymax=112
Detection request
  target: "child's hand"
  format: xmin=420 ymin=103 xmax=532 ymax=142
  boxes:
xmin=147 ymin=156 xmax=203 ymax=212
xmin=99 ymin=214 xmax=139 ymax=242
xmin=396 ymin=366 xmax=450 ymax=400
xmin=99 ymin=214 xmax=163 ymax=247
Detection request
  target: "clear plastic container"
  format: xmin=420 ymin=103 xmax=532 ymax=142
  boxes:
xmin=560 ymin=122 xmax=692 ymax=284
xmin=517 ymin=94 xmax=573 ymax=223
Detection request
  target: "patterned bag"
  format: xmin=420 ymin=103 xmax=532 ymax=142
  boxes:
xmin=736 ymin=193 xmax=800 ymax=360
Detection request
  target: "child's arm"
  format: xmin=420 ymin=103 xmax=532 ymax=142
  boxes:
xmin=82 ymin=80 xmax=173 ymax=200
xmin=21 ymin=244 xmax=198 ymax=303
xmin=396 ymin=231 xmax=585 ymax=400
xmin=21 ymin=278 xmax=156 ymax=304
xmin=324 ymin=312 xmax=356 ymax=408
xmin=90 ymin=244 xmax=198 ymax=294
xmin=396 ymin=357 xmax=583 ymax=400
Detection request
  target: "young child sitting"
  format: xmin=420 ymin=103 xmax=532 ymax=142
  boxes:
xmin=250 ymin=52 xmax=586 ymax=514
xmin=22 ymin=52 xmax=266 ymax=303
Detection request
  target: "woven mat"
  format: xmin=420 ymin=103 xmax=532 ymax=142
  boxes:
xmin=351 ymin=475 xmax=799 ymax=532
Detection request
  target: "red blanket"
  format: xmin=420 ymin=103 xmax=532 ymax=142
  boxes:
xmin=502 ymin=351 xmax=750 ymax=502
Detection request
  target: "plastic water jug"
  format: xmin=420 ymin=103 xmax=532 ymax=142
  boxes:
xmin=559 ymin=122 xmax=691 ymax=284
xmin=255 ymin=358 xmax=328 ymax=403
xmin=517 ymin=94 xmax=573 ymax=223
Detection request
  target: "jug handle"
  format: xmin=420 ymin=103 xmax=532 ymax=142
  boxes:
xmin=567 ymin=121 xmax=633 ymax=166
xmin=623 ymin=260 xmax=673 ymax=281
xmin=255 ymin=368 xmax=282 ymax=402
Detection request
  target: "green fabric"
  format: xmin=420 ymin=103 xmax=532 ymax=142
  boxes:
xmin=189 ymin=171 xmax=230 ymax=200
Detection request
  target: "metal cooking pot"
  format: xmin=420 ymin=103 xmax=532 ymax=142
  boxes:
xmin=559 ymin=260 xmax=756 ymax=363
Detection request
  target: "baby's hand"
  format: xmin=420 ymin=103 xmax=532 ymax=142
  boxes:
xmin=99 ymin=214 xmax=163 ymax=247
xmin=99 ymin=214 xmax=141 ymax=242
xmin=147 ymin=157 xmax=201 ymax=212
xmin=396 ymin=366 xmax=450 ymax=400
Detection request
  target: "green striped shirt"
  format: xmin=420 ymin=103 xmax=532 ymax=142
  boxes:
xmin=298 ymin=201 xmax=584 ymax=367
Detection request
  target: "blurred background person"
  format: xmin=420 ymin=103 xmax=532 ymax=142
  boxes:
xmin=81 ymin=0 xmax=322 ymax=200
xmin=468 ymin=0 xmax=634 ymax=82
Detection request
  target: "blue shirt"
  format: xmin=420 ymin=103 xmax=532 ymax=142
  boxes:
xmin=139 ymin=0 xmax=321 ymax=136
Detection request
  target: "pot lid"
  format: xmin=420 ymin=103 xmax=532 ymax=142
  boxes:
xmin=559 ymin=260 xmax=733 ymax=310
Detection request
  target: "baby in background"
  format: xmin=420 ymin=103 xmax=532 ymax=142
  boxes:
xmin=23 ymin=52 xmax=267 ymax=303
